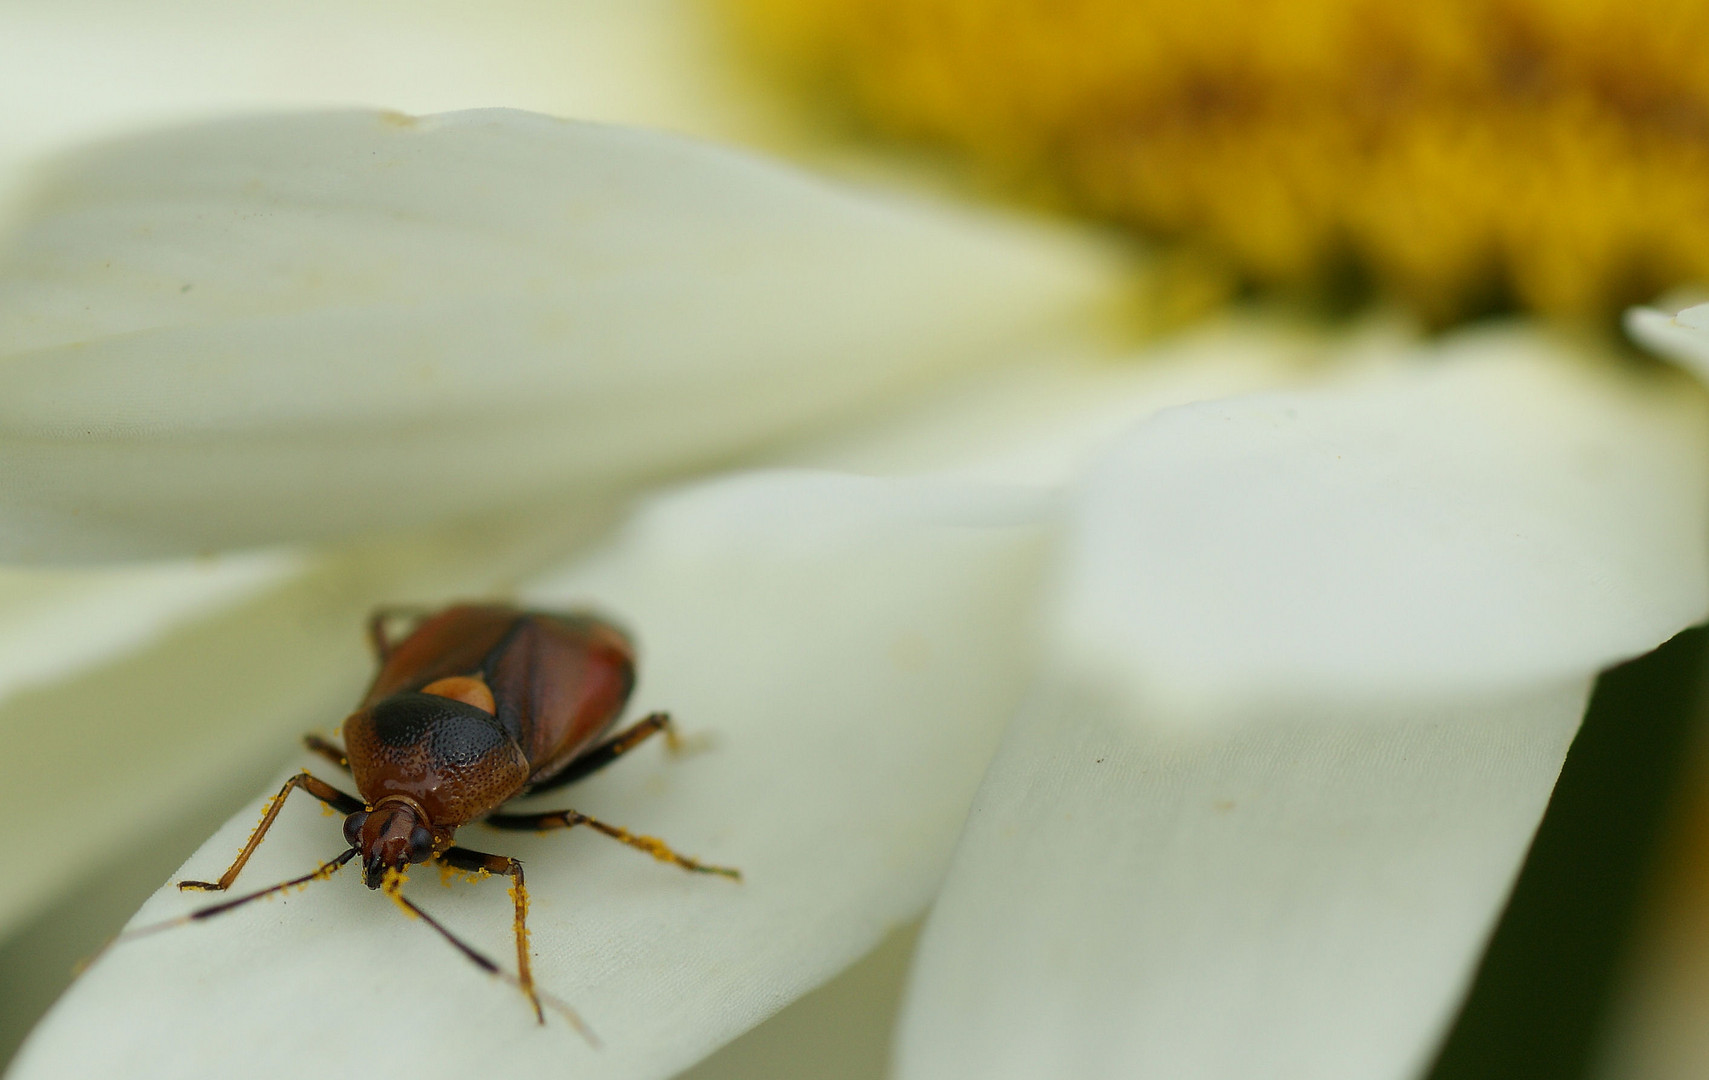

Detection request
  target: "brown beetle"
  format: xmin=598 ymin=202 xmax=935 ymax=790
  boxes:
xmin=147 ymin=603 xmax=737 ymax=1034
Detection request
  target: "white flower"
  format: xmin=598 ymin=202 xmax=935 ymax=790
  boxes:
xmin=2 ymin=7 xmax=1708 ymax=1080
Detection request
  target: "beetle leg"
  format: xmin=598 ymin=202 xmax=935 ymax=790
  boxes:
xmin=121 ymin=850 xmax=358 ymax=946
xmin=523 ymin=712 xmax=681 ymax=795
xmin=483 ymin=808 xmax=741 ymax=880
xmin=179 ymin=772 xmax=363 ymax=892
xmin=366 ymin=605 xmax=432 ymax=660
xmin=435 ymin=846 xmax=544 ymax=1024
xmin=302 ymin=734 xmax=351 ymax=772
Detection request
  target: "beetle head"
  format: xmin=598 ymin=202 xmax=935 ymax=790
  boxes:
xmin=343 ymin=797 xmax=436 ymax=889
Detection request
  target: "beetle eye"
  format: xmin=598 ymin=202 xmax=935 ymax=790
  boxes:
xmin=408 ymin=825 xmax=435 ymax=862
xmin=342 ymin=811 xmax=368 ymax=848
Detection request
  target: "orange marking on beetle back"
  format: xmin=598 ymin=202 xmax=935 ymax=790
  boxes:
xmin=420 ymin=675 xmax=497 ymax=715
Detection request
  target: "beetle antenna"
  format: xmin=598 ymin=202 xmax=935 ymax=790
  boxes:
xmin=92 ymin=848 xmax=360 ymax=966
xmin=383 ymin=881 xmax=597 ymax=1046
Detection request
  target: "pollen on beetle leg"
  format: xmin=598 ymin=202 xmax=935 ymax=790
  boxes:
xmin=436 ymin=863 xmax=491 ymax=887
xmin=636 ymin=835 xmax=675 ymax=863
xmin=509 ymin=882 xmax=531 ymax=950
xmin=381 ymin=867 xmax=415 ymax=918
xmin=558 ymin=811 xmax=743 ymax=880
xmin=665 ymin=727 xmax=716 ymax=758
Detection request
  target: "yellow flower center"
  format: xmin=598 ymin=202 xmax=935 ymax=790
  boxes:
xmin=723 ymin=0 xmax=1709 ymax=325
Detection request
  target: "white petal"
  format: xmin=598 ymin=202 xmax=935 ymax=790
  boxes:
xmin=0 ymin=551 xmax=297 ymax=704
xmin=675 ymin=922 xmax=920 ymax=1080
xmin=11 ymin=470 xmax=1052 ymax=1080
xmin=895 ymin=681 xmax=1589 ymax=1080
xmin=895 ymin=329 xmax=1709 ymax=1080
xmin=1627 ymin=303 xmax=1709 ymax=383
xmin=0 ymin=108 xmax=1125 ymax=560
xmin=1049 ymin=326 xmax=1709 ymax=716
xmin=0 ymin=552 xmax=300 ymax=932
xmin=794 ymin=315 xmax=1330 ymax=485
xmin=0 ymin=0 xmax=756 ymax=207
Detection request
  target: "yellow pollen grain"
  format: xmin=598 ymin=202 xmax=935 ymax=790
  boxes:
xmin=381 ymin=867 xmax=416 ymax=917
xmin=257 ymin=796 xmax=283 ymax=826
xmin=723 ymin=0 xmax=1709 ymax=325
xmin=434 ymin=864 xmax=488 ymax=887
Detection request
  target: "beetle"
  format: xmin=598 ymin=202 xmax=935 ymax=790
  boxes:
xmin=148 ymin=603 xmax=738 ymax=1033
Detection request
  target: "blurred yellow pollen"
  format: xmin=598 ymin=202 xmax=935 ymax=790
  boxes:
xmin=725 ymin=0 xmax=1709 ymax=324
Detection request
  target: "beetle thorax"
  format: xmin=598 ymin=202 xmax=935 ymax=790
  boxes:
xmin=342 ymin=688 xmax=533 ymax=828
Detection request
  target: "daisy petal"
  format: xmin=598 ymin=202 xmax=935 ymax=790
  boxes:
xmin=895 ymin=681 xmax=1590 ymax=1080
xmin=1627 ymin=304 xmax=1709 ymax=383
xmin=11 ymin=470 xmax=1052 ymax=1080
xmin=0 ymin=551 xmax=300 ymax=930
xmin=0 ymin=108 xmax=1123 ymax=560
xmin=896 ymin=331 xmax=1709 ymax=1079
xmin=1049 ymin=328 xmax=1709 ymax=714
xmin=0 ymin=0 xmax=751 ymax=199
xmin=795 ymin=315 xmax=1328 ymax=485
xmin=0 ymin=552 xmax=297 ymax=706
